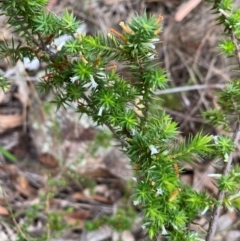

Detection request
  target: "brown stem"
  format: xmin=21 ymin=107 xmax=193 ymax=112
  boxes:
xmin=81 ymin=94 xmax=129 ymax=148
xmin=206 ymin=30 xmax=240 ymax=241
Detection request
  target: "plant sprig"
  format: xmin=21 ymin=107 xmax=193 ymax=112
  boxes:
xmin=1 ymin=1 xmax=240 ymax=240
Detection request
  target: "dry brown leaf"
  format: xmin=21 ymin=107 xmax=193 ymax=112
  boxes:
xmin=47 ymin=0 xmax=59 ymax=9
xmin=15 ymin=174 xmax=31 ymax=198
xmin=64 ymin=215 xmax=84 ymax=227
xmin=175 ymin=0 xmax=202 ymax=22
xmin=216 ymin=211 xmax=237 ymax=232
xmin=0 ymin=114 xmax=23 ymax=133
xmin=15 ymin=61 xmax=30 ymax=109
xmin=0 ymin=205 xmax=9 ymax=216
xmin=64 ymin=210 xmax=92 ymax=226
xmin=84 ymin=167 xmax=117 ymax=179
xmin=103 ymin=0 xmax=121 ymax=5
xmin=39 ymin=153 xmax=59 ymax=168
xmin=1 ymin=164 xmax=18 ymax=176
xmin=67 ymin=210 xmax=92 ymax=220
xmin=92 ymin=194 xmax=111 ymax=204
xmin=71 ymin=192 xmax=93 ymax=203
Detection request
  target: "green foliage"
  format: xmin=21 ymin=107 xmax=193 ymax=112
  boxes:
xmin=87 ymin=129 xmax=112 ymax=155
xmin=0 ymin=146 xmax=17 ymax=162
xmin=1 ymin=0 xmax=240 ymax=240
xmin=85 ymin=208 xmax=136 ymax=232
xmin=0 ymin=74 xmax=11 ymax=92
xmin=219 ymin=39 xmax=235 ymax=56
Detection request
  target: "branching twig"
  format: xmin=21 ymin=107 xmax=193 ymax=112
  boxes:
xmin=154 ymin=84 xmax=224 ymax=95
xmin=81 ymin=94 xmax=129 ymax=148
xmin=105 ymin=122 xmax=129 ymax=148
xmin=1 ymin=185 xmax=30 ymax=241
xmin=206 ymin=30 xmax=240 ymax=241
xmin=206 ymin=121 xmax=240 ymax=241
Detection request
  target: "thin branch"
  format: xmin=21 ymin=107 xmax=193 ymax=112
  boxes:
xmin=206 ymin=121 xmax=240 ymax=241
xmin=231 ymin=31 xmax=240 ymax=68
xmin=175 ymin=0 xmax=202 ymax=22
xmin=105 ymin=122 xmax=129 ymax=148
xmin=81 ymin=94 xmax=128 ymax=148
xmin=206 ymin=31 xmax=240 ymax=241
xmin=154 ymin=84 xmax=224 ymax=95
xmin=1 ymin=185 xmax=30 ymax=241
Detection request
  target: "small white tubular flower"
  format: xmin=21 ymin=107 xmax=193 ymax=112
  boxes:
xmin=147 ymin=53 xmax=155 ymax=60
xmin=130 ymin=128 xmax=136 ymax=136
xmin=207 ymin=173 xmax=222 ymax=178
xmin=23 ymin=57 xmax=40 ymax=71
xmin=57 ymin=41 xmax=66 ymax=51
xmin=149 ymin=145 xmax=159 ymax=155
xmin=224 ymin=153 xmax=229 ymax=162
xmin=142 ymin=42 xmax=155 ymax=49
xmin=141 ymin=225 xmax=146 ymax=230
xmin=151 ymin=38 xmax=159 ymax=43
xmin=212 ymin=135 xmax=218 ymax=143
xmin=172 ymin=223 xmax=178 ymax=230
xmin=73 ymin=23 xmax=87 ymax=38
xmin=218 ymin=9 xmax=229 ymax=17
xmin=90 ymin=75 xmax=98 ymax=89
xmin=149 ymin=165 xmax=156 ymax=170
xmin=156 ymin=188 xmax=163 ymax=195
xmin=132 ymin=177 xmax=137 ymax=182
xmin=98 ymin=106 xmax=104 ymax=116
xmin=70 ymin=76 xmax=79 ymax=83
xmin=201 ymin=206 xmax=209 ymax=215
xmin=96 ymin=71 xmax=107 ymax=80
xmin=161 ymin=225 xmax=168 ymax=235
xmin=227 ymin=206 xmax=235 ymax=212
xmin=229 ymin=191 xmax=240 ymax=201
xmin=141 ymin=222 xmax=150 ymax=230
xmin=133 ymin=199 xmax=141 ymax=206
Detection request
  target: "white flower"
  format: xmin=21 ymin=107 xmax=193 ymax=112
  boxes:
xmin=96 ymin=71 xmax=107 ymax=80
xmin=90 ymin=75 xmax=98 ymax=89
xmin=161 ymin=225 xmax=168 ymax=235
xmin=141 ymin=225 xmax=146 ymax=230
xmin=156 ymin=188 xmax=163 ymax=195
xmin=56 ymin=41 xmax=67 ymax=51
xmin=130 ymin=128 xmax=136 ymax=136
xmin=207 ymin=173 xmax=222 ymax=178
xmin=73 ymin=23 xmax=87 ymax=38
xmin=23 ymin=57 xmax=40 ymax=71
xmin=228 ymin=206 xmax=235 ymax=212
xmin=70 ymin=76 xmax=79 ymax=83
xmin=141 ymin=222 xmax=150 ymax=230
xmin=147 ymin=53 xmax=155 ymax=60
xmin=201 ymin=206 xmax=209 ymax=215
xmin=149 ymin=145 xmax=159 ymax=155
xmin=132 ymin=177 xmax=137 ymax=182
xmin=172 ymin=223 xmax=178 ymax=230
xmin=133 ymin=199 xmax=141 ymax=206
xmin=52 ymin=34 xmax=72 ymax=52
xmin=142 ymin=42 xmax=155 ymax=49
xmin=212 ymin=135 xmax=218 ymax=143
xmin=98 ymin=106 xmax=104 ymax=116
xmin=229 ymin=191 xmax=240 ymax=201
xmin=219 ymin=9 xmax=229 ymax=18
xmin=224 ymin=153 xmax=229 ymax=162
xmin=151 ymin=38 xmax=159 ymax=43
